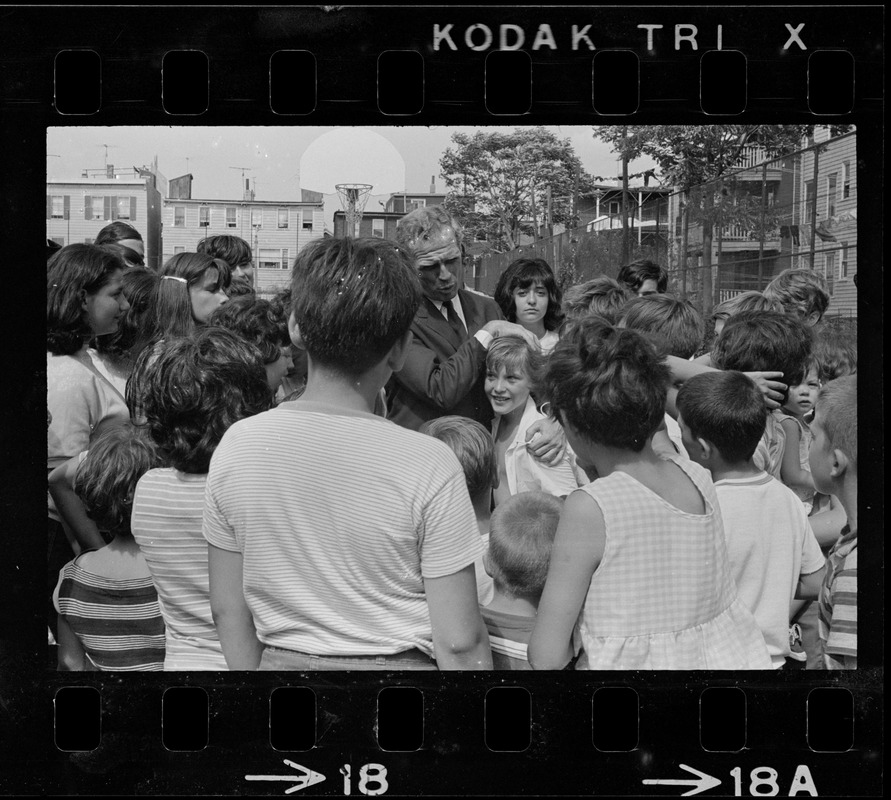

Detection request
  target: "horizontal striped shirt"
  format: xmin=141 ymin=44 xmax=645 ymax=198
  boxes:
xmin=480 ymin=606 xmax=535 ymax=670
xmin=818 ymin=525 xmax=857 ymax=669
xmin=204 ymin=401 xmax=483 ymax=658
xmin=54 ymin=558 xmax=165 ymax=671
xmin=131 ymin=469 xmax=228 ymax=670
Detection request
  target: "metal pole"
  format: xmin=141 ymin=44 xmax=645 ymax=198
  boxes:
xmin=758 ymin=161 xmax=768 ymax=288
xmin=809 ymin=145 xmax=819 ymax=269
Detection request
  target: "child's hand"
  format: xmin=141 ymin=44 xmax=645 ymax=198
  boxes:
xmin=526 ymin=416 xmax=566 ymax=465
xmin=744 ymin=371 xmax=786 ymax=409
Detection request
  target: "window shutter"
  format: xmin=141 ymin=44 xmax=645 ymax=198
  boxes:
xmin=110 ymin=196 xmax=118 ymax=220
xmin=130 ymin=197 xmax=137 ymax=221
xmin=85 ymin=196 xmax=92 ymax=220
xmin=63 ymin=196 xmax=70 ymax=220
xmin=46 ymin=196 xmax=52 ymax=219
xmin=104 ymin=196 xmax=112 ymax=220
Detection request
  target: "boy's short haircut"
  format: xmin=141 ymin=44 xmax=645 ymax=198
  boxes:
xmin=485 ymin=335 xmax=546 ymax=390
xmin=711 ymin=310 xmax=813 ymax=395
xmin=712 ymin=290 xmax=783 ymax=322
xmin=141 ymin=326 xmax=273 ymax=473
xmin=816 ymin=375 xmax=857 ymax=466
xmin=291 ymin=237 xmax=422 ymax=374
xmin=210 ymin=296 xmax=290 ymax=364
xmin=763 ymin=268 xmax=830 ymax=323
xmin=488 ymin=491 xmax=563 ymax=600
xmin=562 ymin=276 xmax=632 ymax=326
xmin=814 ymin=321 xmax=857 ymax=383
xmin=74 ymin=422 xmax=159 ymax=536
xmin=617 ymin=259 xmax=668 ymax=294
xmin=197 ymin=234 xmax=253 ymax=270
xmin=676 ymin=372 xmax=767 ymax=463
xmin=420 ymin=416 xmax=496 ymax=501
xmin=620 ymin=294 xmax=705 ymax=359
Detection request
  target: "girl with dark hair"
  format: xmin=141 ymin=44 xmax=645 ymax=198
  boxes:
xmin=493 ymin=257 xmax=564 ymax=354
xmin=528 ymin=317 xmax=772 ymax=671
xmin=89 ymin=267 xmax=160 ymax=396
xmin=127 ymin=252 xmax=231 ymax=420
xmin=47 ymin=244 xmax=131 ymax=634
xmin=130 ymin=327 xmax=272 ymax=670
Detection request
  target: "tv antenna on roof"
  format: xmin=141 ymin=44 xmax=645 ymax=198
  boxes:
xmin=97 ymin=144 xmax=119 ymax=170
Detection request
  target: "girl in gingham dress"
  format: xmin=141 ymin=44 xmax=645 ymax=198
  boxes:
xmin=528 ymin=318 xmax=771 ymax=670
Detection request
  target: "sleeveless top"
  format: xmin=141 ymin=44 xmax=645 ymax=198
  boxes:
xmin=774 ymin=411 xmax=816 ymax=512
xmin=575 ymin=454 xmax=772 ymax=670
xmin=54 ymin=556 xmax=166 ymax=671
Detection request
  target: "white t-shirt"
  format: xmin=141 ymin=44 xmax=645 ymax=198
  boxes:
xmin=715 ymin=472 xmax=825 ymax=668
xmin=203 ymin=401 xmax=484 ymax=658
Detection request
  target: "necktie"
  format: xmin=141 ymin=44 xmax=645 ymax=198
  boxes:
xmin=445 ymin=299 xmax=466 ymax=339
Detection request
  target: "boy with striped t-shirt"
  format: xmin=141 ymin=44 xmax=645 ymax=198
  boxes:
xmin=480 ymin=492 xmax=562 ymax=670
xmin=205 ymin=237 xmax=492 ymax=671
xmin=808 ymin=376 xmax=858 ymax=669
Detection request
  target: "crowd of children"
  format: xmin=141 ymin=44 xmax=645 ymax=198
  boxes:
xmin=46 ymin=217 xmax=858 ymax=672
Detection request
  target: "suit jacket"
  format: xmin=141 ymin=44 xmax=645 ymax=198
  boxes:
xmin=387 ymin=289 xmax=503 ymax=431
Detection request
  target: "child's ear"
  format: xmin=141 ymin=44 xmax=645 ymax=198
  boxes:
xmin=287 ymin=311 xmax=305 ymax=350
xmin=696 ymin=437 xmax=714 ymax=461
xmin=482 ymin=550 xmax=493 ymax=578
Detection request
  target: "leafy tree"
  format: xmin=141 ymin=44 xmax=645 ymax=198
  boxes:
xmin=593 ymin=125 xmax=836 ymax=314
xmin=440 ymin=128 xmax=595 ymax=253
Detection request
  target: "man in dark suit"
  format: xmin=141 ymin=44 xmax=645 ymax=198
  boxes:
xmin=388 ymin=206 xmax=564 ymax=462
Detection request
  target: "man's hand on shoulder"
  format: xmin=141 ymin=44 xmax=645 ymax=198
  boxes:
xmin=481 ymin=320 xmax=539 ymax=349
xmin=525 ymin=415 xmax=566 ymax=466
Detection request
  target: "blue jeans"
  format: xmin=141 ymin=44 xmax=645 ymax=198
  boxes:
xmin=259 ymin=645 xmax=438 ymax=671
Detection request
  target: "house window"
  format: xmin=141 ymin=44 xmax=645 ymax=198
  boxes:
xmin=50 ymin=195 xmax=66 ymax=219
xmin=608 ymin=201 xmax=620 ymax=216
xmin=174 ymin=246 xmax=185 ymax=255
xmin=226 ymin=206 xmax=237 ymax=228
xmin=173 ymin=206 xmax=185 ymax=227
xmin=409 ymin=198 xmax=426 ymax=211
xmin=824 ymin=251 xmax=837 ymax=283
xmin=86 ymin=196 xmax=105 ymax=220
xmin=278 ymin=208 xmax=289 ymax=229
xmin=251 ymin=208 xmax=263 ymax=228
xmin=116 ymin=196 xmax=132 ymax=220
xmin=199 ymin=206 xmax=210 ymax=227
xmin=83 ymin=238 xmax=93 ymax=245
xmin=302 ymin=209 xmax=314 ymax=231
xmin=371 ymin=218 xmax=385 ymax=238
xmin=826 ymin=174 xmax=837 ymax=217
xmin=50 ymin=236 xmax=64 ymax=247
xmin=842 ymin=161 xmax=851 ymax=199
xmin=841 ymin=241 xmax=849 ymax=277
xmin=258 ymin=248 xmax=290 ymax=269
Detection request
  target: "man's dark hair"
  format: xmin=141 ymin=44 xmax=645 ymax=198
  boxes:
xmin=711 ymin=310 xmax=813 ymax=399
xmin=676 ymin=371 xmax=767 ymax=463
xmin=291 ymin=237 xmax=422 ymax=374
xmin=616 ymin=259 xmax=668 ymax=294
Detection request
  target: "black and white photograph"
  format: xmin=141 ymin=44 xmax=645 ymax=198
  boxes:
xmin=2 ymin=4 xmax=883 ymax=797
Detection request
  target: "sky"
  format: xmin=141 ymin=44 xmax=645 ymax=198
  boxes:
xmin=47 ymin=125 xmax=655 ymax=213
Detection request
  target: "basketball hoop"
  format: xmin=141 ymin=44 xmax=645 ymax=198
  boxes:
xmin=335 ymin=183 xmax=373 ymax=237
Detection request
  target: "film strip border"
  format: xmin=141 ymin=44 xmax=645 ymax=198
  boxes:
xmin=5 ymin=676 xmax=881 ymax=795
xmin=4 ymin=6 xmax=883 ymax=122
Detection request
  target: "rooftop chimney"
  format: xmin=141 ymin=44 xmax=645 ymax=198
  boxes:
xmin=430 ymin=175 xmax=436 ymax=194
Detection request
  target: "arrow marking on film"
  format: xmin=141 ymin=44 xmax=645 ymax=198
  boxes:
xmin=642 ymin=763 xmax=722 ymax=796
xmin=245 ymin=760 xmax=327 ymax=794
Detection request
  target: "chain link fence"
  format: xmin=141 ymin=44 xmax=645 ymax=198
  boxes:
xmin=471 ymin=131 xmax=857 ymax=322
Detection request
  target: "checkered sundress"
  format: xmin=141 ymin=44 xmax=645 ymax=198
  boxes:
xmin=575 ymin=454 xmax=772 ymax=670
